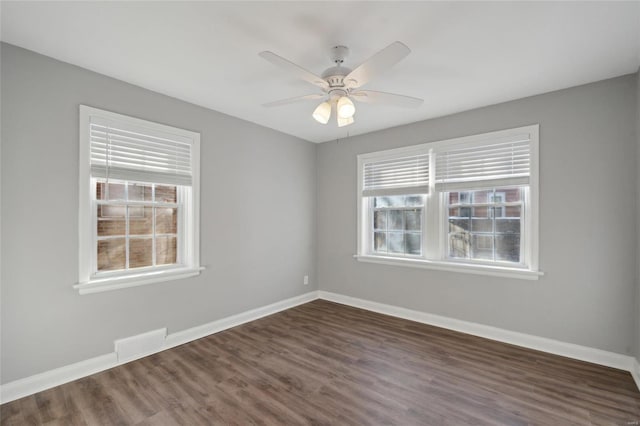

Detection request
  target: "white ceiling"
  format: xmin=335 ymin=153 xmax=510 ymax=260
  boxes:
xmin=2 ymin=2 xmax=639 ymax=143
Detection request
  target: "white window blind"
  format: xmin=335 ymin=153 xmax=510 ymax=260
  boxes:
xmin=434 ymin=133 xmax=531 ymax=191
xmin=362 ymin=153 xmax=429 ymax=197
xmin=90 ymin=117 xmax=194 ymax=186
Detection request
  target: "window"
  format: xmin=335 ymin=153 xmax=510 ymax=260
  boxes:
xmin=447 ymin=188 xmax=521 ymax=262
xmin=76 ymin=106 xmax=201 ymax=294
xmin=357 ymin=125 xmax=540 ymax=279
xmin=371 ymin=195 xmax=424 ymax=256
xmin=95 ymin=180 xmax=179 ymax=271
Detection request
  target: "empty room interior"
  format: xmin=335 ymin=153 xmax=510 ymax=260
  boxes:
xmin=2 ymin=1 xmax=640 ymax=424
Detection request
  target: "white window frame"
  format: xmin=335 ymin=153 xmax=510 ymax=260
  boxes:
xmin=356 ymin=125 xmax=541 ymax=280
xmin=76 ymin=106 xmax=202 ymax=294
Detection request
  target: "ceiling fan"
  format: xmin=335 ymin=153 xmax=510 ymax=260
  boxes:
xmin=259 ymin=41 xmax=423 ymax=128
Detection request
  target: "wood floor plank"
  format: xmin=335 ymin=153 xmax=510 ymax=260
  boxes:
xmin=2 ymin=299 xmax=639 ymax=425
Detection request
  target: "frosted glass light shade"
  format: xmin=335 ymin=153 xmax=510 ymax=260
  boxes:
xmin=312 ymin=101 xmax=331 ymax=124
xmin=337 ymin=115 xmax=354 ymax=127
xmin=337 ymin=96 xmax=355 ymax=118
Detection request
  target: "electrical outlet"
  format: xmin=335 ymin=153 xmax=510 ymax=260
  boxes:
xmin=303 ymin=275 xmax=309 ymax=285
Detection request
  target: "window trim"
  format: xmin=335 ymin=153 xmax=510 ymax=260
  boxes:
xmin=77 ymin=105 xmax=201 ymax=294
xmin=356 ymin=124 xmax=541 ymax=279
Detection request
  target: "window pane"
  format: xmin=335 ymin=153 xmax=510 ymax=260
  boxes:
xmin=449 ymin=208 xmax=470 ymax=233
xmin=406 ymin=233 xmax=421 ymax=255
xmin=491 ymin=206 xmax=505 ymax=218
xmin=449 ymin=233 xmax=470 ymax=259
xmin=156 ymin=236 xmax=177 ymax=265
xmin=496 ymin=235 xmax=520 ymax=262
xmin=374 ymin=197 xmax=390 ymax=208
xmin=498 ymin=187 xmax=522 ymax=202
xmin=129 ymin=238 xmax=153 ymax=268
xmin=471 ymin=234 xmax=493 ymax=260
xmin=459 ymin=192 xmax=471 ymax=204
xmin=96 ymin=181 xmax=106 ymax=200
xmin=505 ymin=206 xmax=520 ymax=217
xmin=374 ymin=232 xmax=387 ymax=252
xmin=105 ymin=182 xmax=125 ymax=200
xmin=374 ymin=210 xmax=387 ymax=230
xmin=156 ymin=207 xmax=177 ymax=234
xmin=97 ymin=205 xmax=125 ymax=236
xmin=97 ymin=238 xmax=126 ymax=271
xmin=496 ymin=216 xmax=521 ymax=234
xmin=388 ymin=210 xmax=403 ymax=230
xmin=471 ymin=190 xmax=490 ymax=204
xmin=473 ymin=206 xmax=489 ymax=218
xmin=405 ymin=210 xmax=421 ymax=231
xmin=374 ymin=195 xmax=423 ymax=209
xmin=129 ymin=206 xmax=153 ymax=235
xmin=471 ymin=217 xmax=492 ymax=233
xmin=447 ymin=187 xmax=525 ymax=265
xmin=374 ymin=196 xmax=406 ymax=208
xmin=388 ymin=232 xmax=404 ymax=253
xmin=156 ymin=185 xmax=177 ymax=203
xmin=405 ymin=196 xmax=423 ymax=207
xmin=128 ymin=183 xmax=153 ymax=201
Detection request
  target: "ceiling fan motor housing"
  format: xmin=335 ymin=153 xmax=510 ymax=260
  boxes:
xmin=321 ymin=45 xmax=354 ymax=93
xmin=322 ymin=66 xmax=352 ymax=85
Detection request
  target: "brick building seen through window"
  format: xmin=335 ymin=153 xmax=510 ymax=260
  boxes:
xmin=96 ymin=180 xmax=178 ymax=272
xmin=447 ymin=187 xmax=523 ymax=263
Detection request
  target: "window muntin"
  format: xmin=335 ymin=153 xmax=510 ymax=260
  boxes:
xmin=356 ymin=125 xmax=539 ymax=277
xmin=371 ymin=195 xmax=424 ymax=256
xmin=447 ymin=187 xmax=524 ymax=264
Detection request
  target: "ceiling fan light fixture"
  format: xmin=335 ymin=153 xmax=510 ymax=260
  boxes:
xmin=337 ymin=115 xmax=354 ymax=128
xmin=337 ymin=96 xmax=355 ymax=118
xmin=312 ymin=101 xmax=331 ymax=124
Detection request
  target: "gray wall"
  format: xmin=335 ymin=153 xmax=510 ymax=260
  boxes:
xmin=636 ymin=69 xmax=640 ymax=361
xmin=317 ymin=74 xmax=638 ymax=356
xmin=1 ymin=43 xmax=317 ymax=384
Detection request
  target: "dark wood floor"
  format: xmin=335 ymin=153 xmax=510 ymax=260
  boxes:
xmin=2 ymin=299 xmax=639 ymax=425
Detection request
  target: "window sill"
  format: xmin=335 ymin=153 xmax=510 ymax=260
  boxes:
xmin=354 ymin=255 xmax=542 ymax=280
xmin=74 ymin=266 xmax=205 ymax=295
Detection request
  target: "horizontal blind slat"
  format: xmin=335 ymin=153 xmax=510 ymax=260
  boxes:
xmin=91 ymin=151 xmax=191 ymax=168
xmin=91 ymin=166 xmax=192 ymax=186
xmin=363 ymin=185 xmax=430 ymax=197
xmin=435 ymin=176 xmax=529 ymax=191
xmin=90 ymin=136 xmax=191 ymax=156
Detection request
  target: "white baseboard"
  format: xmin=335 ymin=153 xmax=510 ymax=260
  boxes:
xmin=632 ymin=358 xmax=640 ymax=391
xmin=164 ymin=291 xmax=318 ymax=349
xmin=318 ymin=291 xmax=637 ymax=376
xmin=0 ymin=353 xmax=119 ymax=405
xmin=0 ymin=291 xmax=319 ymax=404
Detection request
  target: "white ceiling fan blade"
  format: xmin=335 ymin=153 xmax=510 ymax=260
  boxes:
xmin=351 ymin=90 xmax=423 ymax=108
xmin=259 ymin=51 xmax=328 ymax=90
xmin=344 ymin=41 xmax=411 ymax=89
xmin=262 ymin=94 xmax=325 ymax=108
